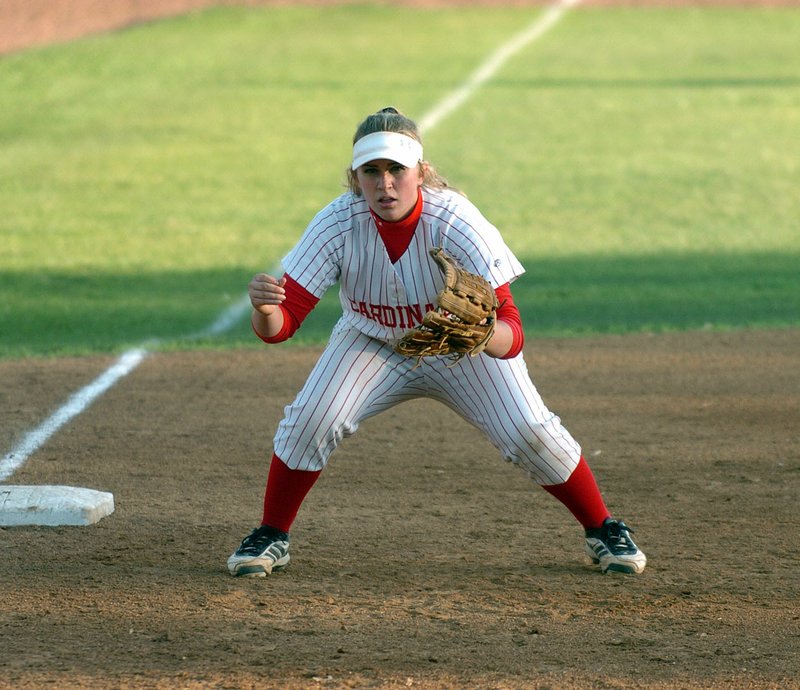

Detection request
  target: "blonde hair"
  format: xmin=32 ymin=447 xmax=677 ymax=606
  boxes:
xmin=346 ymin=107 xmax=454 ymax=195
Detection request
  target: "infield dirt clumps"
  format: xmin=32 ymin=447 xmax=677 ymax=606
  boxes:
xmin=2 ymin=330 xmax=798 ymax=688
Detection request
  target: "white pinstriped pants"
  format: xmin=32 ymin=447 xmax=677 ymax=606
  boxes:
xmin=273 ymin=323 xmax=582 ymax=484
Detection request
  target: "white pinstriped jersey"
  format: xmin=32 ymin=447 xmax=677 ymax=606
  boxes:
xmin=282 ymin=188 xmax=525 ymax=342
xmin=273 ymin=187 xmax=582 ymax=481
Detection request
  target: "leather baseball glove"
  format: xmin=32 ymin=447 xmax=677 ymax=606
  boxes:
xmin=393 ymin=247 xmax=499 ymax=366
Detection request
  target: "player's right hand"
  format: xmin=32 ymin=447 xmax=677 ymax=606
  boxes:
xmin=248 ymin=273 xmax=286 ymax=316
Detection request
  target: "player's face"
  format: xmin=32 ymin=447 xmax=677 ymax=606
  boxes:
xmin=356 ymin=158 xmax=423 ymax=222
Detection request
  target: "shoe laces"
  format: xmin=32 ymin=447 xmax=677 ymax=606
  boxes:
xmin=239 ymin=525 xmax=287 ymax=554
xmin=604 ymin=519 xmax=634 ymax=546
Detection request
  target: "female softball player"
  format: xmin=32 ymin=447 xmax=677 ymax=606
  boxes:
xmin=227 ymin=107 xmax=646 ymax=577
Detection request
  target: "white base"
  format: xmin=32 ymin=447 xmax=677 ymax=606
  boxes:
xmin=0 ymin=485 xmax=115 ymax=526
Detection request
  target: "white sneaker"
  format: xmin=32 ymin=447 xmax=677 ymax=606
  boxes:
xmin=227 ymin=525 xmax=290 ymax=577
xmin=585 ymin=518 xmax=646 ymax=574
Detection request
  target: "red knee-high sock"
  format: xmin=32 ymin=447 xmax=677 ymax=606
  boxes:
xmin=542 ymin=456 xmax=611 ymax=530
xmin=261 ymin=454 xmax=321 ymax=533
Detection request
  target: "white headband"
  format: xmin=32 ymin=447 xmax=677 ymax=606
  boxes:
xmin=351 ymin=131 xmax=423 ymax=171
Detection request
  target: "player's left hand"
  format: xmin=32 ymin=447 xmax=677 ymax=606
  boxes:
xmin=392 ymin=248 xmax=499 ymax=365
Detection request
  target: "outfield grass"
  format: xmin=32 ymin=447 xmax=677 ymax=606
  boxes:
xmin=1 ymin=4 xmax=798 ymax=358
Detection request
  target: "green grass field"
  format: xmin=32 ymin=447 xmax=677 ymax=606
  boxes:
xmin=1 ymin=4 xmax=798 ymax=358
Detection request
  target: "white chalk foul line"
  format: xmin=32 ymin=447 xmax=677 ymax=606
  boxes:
xmin=188 ymin=292 xmax=253 ymax=339
xmin=418 ymin=0 xmax=581 ymax=135
xmin=0 ymin=293 xmax=257 ymax=481
xmin=0 ymin=0 xmax=577 ymax=482
xmin=0 ymin=349 xmax=148 ymax=481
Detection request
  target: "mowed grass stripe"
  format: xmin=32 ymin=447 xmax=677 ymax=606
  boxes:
xmin=0 ymin=5 xmax=798 ymax=357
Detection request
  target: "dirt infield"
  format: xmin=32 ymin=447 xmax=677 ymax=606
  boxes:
xmin=1 ymin=330 xmax=798 ymax=688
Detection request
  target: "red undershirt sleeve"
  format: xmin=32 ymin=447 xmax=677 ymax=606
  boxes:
xmin=495 ymin=283 xmax=524 ymax=359
xmin=253 ymin=274 xmax=319 ymax=344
